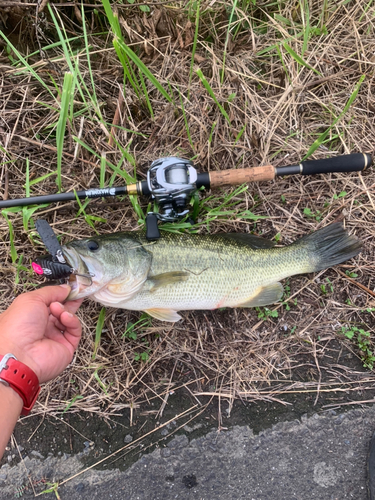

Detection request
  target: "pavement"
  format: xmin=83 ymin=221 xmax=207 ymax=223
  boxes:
xmin=1 ymin=405 xmax=375 ymax=499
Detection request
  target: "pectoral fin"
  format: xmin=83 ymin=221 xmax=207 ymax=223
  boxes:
xmin=239 ymin=282 xmax=284 ymax=307
xmin=148 ymin=271 xmax=189 ymax=292
xmin=145 ymin=308 xmax=182 ymax=322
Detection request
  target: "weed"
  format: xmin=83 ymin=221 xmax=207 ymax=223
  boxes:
xmin=346 ymin=270 xmax=358 ymax=278
xmin=123 ymin=313 xmax=152 ymax=340
xmin=134 ymin=350 xmax=151 ymax=362
xmin=320 ymin=277 xmax=333 ymax=295
xmin=303 ymin=207 xmax=322 ymax=221
xmin=333 ymin=191 xmax=347 ymax=200
xmin=40 ymin=481 xmax=61 ymax=499
xmin=62 ymin=395 xmax=84 ymax=414
xmin=256 ymin=307 xmax=279 ymax=320
xmin=14 ymin=478 xmax=47 ymax=498
xmin=123 ymin=314 xmax=152 ymax=361
xmin=340 ymin=325 xmax=375 ymax=370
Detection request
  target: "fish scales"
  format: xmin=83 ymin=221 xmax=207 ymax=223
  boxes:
xmin=63 ymin=223 xmax=361 ymax=322
xmin=130 ymin=233 xmax=310 ymax=310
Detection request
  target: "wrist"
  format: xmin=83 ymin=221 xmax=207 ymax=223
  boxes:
xmin=0 ymin=354 xmax=41 ymax=415
xmin=0 ymin=341 xmax=40 ymax=381
xmin=0 ymin=379 xmax=24 ymax=410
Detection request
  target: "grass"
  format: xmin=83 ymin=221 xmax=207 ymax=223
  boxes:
xmin=0 ymin=0 xmax=374 ymax=427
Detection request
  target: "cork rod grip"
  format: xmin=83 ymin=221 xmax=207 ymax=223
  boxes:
xmin=208 ymin=165 xmax=276 ymax=188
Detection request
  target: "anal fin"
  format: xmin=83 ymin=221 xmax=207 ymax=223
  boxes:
xmin=239 ymin=282 xmax=284 ymax=308
xmin=145 ymin=308 xmax=182 ymax=322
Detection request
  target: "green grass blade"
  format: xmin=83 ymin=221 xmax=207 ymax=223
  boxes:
xmin=25 ymin=159 xmax=30 ymax=197
xmin=276 ymin=45 xmax=291 ymax=85
xmin=115 ymin=39 xmax=173 ymax=103
xmin=2 ymin=208 xmax=22 ymax=263
xmin=234 ymin=124 xmax=246 ymax=144
xmin=56 ymin=72 xmax=74 ymax=191
xmin=101 ymin=0 xmax=122 ymax=38
xmin=81 ymin=3 xmax=102 ymax=120
xmin=283 ymin=42 xmax=321 ymax=76
xmin=178 ymin=90 xmax=194 ymax=150
xmin=0 ymin=33 xmax=55 ymax=98
xmin=73 ymin=137 xmax=135 ymax=178
xmin=189 ymin=0 xmax=201 ymax=92
xmin=113 ymin=39 xmax=142 ymax=97
xmin=304 ymin=74 xmax=365 ymax=159
xmin=100 ymin=153 xmax=106 ymax=189
xmin=300 ymin=0 xmax=310 ymax=56
xmin=48 ymin=4 xmax=102 ymax=120
xmin=196 ymin=69 xmax=230 ymax=123
xmin=29 ymin=171 xmax=56 ymax=186
xmin=93 ymin=368 xmax=110 ymax=394
xmin=93 ymin=307 xmax=106 ymax=360
xmin=221 ymin=0 xmax=238 ymax=84
xmin=62 ymin=395 xmax=83 ymax=415
xmin=139 ymin=71 xmax=154 ymax=118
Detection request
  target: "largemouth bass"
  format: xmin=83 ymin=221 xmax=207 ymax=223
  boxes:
xmin=63 ymin=223 xmax=361 ymax=322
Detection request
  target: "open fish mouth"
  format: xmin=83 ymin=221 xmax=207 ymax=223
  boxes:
xmin=62 ymin=246 xmax=93 ymax=299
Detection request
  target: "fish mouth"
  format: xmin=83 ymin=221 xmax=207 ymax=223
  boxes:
xmin=62 ymin=246 xmax=93 ymax=300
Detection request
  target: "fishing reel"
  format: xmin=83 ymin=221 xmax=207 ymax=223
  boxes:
xmin=145 ymin=157 xmax=198 ymax=240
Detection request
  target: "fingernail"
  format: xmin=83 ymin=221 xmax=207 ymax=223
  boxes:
xmin=59 ymin=284 xmax=71 ymax=290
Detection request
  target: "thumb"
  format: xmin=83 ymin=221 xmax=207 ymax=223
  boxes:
xmin=24 ymin=284 xmax=72 ymax=306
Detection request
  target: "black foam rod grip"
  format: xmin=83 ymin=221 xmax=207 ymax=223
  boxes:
xmin=300 ymin=153 xmax=372 ymax=175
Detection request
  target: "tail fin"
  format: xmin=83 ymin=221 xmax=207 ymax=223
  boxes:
xmin=296 ymin=222 xmax=362 ymax=272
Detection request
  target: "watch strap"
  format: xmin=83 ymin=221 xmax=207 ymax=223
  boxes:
xmin=0 ymin=354 xmax=41 ymax=416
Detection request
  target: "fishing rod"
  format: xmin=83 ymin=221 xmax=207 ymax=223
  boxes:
xmin=0 ymin=153 xmax=372 ymax=241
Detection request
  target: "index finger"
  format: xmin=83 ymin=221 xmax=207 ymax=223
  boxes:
xmin=22 ymin=284 xmax=72 ymax=306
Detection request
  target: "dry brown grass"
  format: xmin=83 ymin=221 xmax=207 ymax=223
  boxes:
xmin=0 ymin=0 xmax=374 ymax=422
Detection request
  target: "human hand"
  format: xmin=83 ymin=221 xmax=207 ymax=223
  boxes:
xmin=0 ymin=285 xmax=83 ymax=384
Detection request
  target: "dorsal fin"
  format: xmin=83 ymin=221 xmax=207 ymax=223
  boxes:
xmin=222 ymin=233 xmax=276 ymax=249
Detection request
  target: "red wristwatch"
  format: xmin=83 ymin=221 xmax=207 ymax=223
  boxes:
xmin=0 ymin=354 xmax=41 ymax=416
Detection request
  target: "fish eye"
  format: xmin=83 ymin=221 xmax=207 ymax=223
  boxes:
xmin=87 ymin=240 xmax=99 ymax=251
